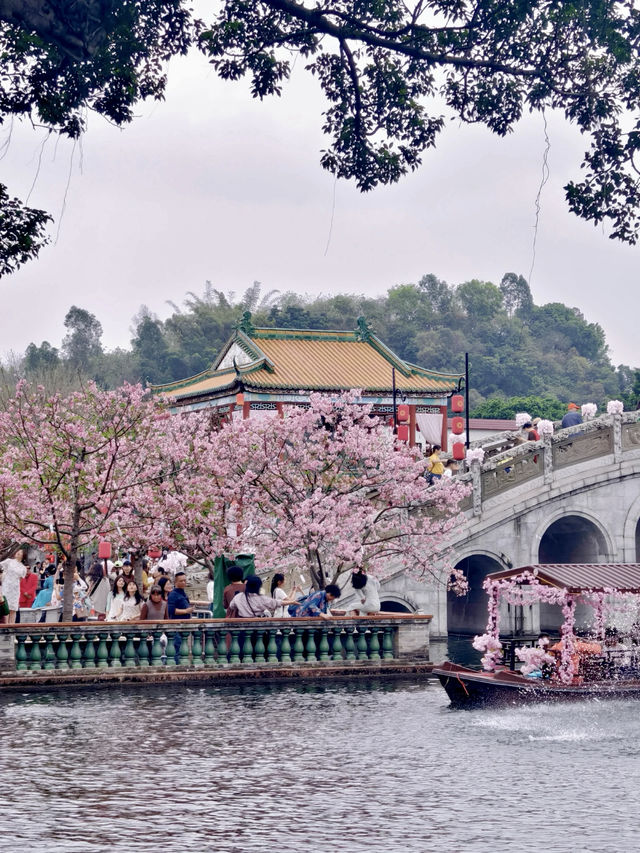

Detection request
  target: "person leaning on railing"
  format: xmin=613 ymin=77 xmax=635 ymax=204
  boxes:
xmin=227 ymin=575 xmax=298 ymax=618
xmin=288 ymin=585 xmax=342 ymax=619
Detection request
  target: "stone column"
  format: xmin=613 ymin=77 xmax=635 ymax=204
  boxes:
xmin=0 ymin=630 xmax=16 ymax=672
xmin=396 ymin=616 xmax=432 ymax=659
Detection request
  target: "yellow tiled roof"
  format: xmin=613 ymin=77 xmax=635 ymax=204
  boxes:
xmin=244 ymin=336 xmax=456 ymax=392
xmin=153 ymin=326 xmax=461 ymax=400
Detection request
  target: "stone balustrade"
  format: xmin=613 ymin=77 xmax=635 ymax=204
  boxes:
xmin=457 ymin=411 xmax=640 ymax=516
xmin=0 ymin=614 xmax=432 ymax=677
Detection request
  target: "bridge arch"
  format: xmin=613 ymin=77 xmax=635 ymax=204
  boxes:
xmin=379 ymin=595 xmax=415 ymax=614
xmin=447 ymin=551 xmax=506 ymax=635
xmin=623 ymin=493 xmax=640 ymax=562
xmin=533 ymin=509 xmax=613 ymax=564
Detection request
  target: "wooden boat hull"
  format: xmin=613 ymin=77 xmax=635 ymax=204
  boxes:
xmin=433 ymin=661 xmax=640 ymax=707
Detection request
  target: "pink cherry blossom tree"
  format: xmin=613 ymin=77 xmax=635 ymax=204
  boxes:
xmin=129 ymin=409 xmax=239 ymax=573
xmin=208 ymin=392 xmax=470 ymax=592
xmin=0 ymin=381 xmax=182 ymax=619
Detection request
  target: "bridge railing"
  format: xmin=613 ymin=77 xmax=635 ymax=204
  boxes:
xmin=459 ymin=411 xmax=640 ymax=516
xmin=0 ymin=615 xmax=433 ymax=675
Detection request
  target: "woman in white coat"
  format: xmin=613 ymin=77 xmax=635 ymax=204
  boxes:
xmin=0 ymin=549 xmax=27 ymax=624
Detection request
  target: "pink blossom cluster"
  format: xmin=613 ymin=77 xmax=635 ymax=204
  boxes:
xmin=0 ymin=384 xmax=471 ymax=613
xmin=515 ymin=645 xmax=555 ymax=676
xmin=515 ymin=412 xmax=532 ymax=428
xmin=199 ymin=391 xmax=471 ymax=590
xmin=472 ymin=632 xmax=503 ymax=670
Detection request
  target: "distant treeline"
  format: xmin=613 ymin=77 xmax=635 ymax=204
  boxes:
xmin=4 ymin=275 xmax=639 ymax=415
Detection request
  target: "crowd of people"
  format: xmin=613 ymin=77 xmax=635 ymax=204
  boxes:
xmin=0 ymin=552 xmax=384 ymax=624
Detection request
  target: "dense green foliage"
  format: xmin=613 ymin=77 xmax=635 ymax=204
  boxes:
xmin=4 ymin=0 xmax=640 ymax=274
xmin=4 ymin=274 xmax=637 ymax=413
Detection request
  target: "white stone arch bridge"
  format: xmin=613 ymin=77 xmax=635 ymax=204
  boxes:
xmin=375 ymin=412 xmax=640 ymax=638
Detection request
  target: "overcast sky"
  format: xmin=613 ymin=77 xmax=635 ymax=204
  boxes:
xmin=2 ymin=46 xmax=638 ymax=371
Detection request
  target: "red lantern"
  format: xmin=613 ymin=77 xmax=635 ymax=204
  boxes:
xmin=397 ymin=404 xmax=410 ymax=423
xmin=452 ymin=442 xmax=465 ymax=460
xmin=98 ymin=541 xmax=112 ymax=559
xmin=397 ymin=424 xmax=409 ymax=441
xmin=451 ymin=394 xmax=464 ymax=413
xmin=451 ymin=416 xmax=465 ymax=435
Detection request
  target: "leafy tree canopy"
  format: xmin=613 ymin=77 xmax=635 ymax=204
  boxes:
xmin=4 ymin=0 xmax=640 ymax=274
xmin=469 ymin=395 xmax=567 ymax=421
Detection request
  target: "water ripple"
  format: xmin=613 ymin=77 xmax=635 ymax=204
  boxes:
xmin=0 ymin=680 xmax=637 ymax=853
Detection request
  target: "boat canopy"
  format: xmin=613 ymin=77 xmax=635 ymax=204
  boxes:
xmin=486 ymin=563 xmax=640 ymax=595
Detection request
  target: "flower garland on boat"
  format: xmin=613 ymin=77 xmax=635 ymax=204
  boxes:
xmin=472 ymin=633 xmax=503 ymax=670
xmin=515 ymin=644 xmax=555 ymax=676
xmin=475 ymin=570 xmax=640 ymax=682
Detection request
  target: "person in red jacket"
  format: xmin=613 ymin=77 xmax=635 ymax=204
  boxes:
xmin=19 ymin=563 xmax=39 ymax=609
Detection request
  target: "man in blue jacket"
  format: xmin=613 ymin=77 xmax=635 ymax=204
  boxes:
xmin=561 ymin=403 xmax=583 ymax=429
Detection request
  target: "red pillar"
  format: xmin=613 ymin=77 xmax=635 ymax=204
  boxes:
xmin=276 ymin=402 xmax=284 ymax=419
xmin=440 ymin=405 xmax=448 ymax=451
xmin=243 ymin=401 xmax=251 ymax=420
xmin=409 ymin=404 xmax=416 ymax=447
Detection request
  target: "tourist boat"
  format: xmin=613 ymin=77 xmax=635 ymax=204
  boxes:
xmin=433 ymin=563 xmax=640 ymax=707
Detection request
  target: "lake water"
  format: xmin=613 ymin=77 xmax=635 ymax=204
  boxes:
xmin=1 ymin=668 xmax=637 ymax=853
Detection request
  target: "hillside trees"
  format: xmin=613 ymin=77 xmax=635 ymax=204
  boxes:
xmin=6 ymin=1 xmax=640 ymax=273
xmin=62 ymin=306 xmax=104 ymax=371
xmin=10 ymin=274 xmax=628 ymax=409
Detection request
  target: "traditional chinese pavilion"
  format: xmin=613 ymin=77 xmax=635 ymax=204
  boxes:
xmin=151 ymin=314 xmax=463 ymax=449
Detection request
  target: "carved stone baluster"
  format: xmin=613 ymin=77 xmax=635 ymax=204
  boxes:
xmin=29 ymin=636 xmax=43 ymax=671
xmin=543 ymin=434 xmax=553 ymax=485
xmin=613 ymin=412 xmax=622 ymax=463
xmin=191 ymin=627 xmax=203 ymax=668
xmin=471 ymin=459 xmax=482 ymax=516
xmin=69 ymin=633 xmax=83 ymax=669
xmin=331 ymin=627 xmax=343 ymax=661
xmin=56 ymin=632 xmax=70 ymax=669
xmin=83 ymin=632 xmax=97 ymax=669
xmin=15 ymin=634 xmax=28 ymax=671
